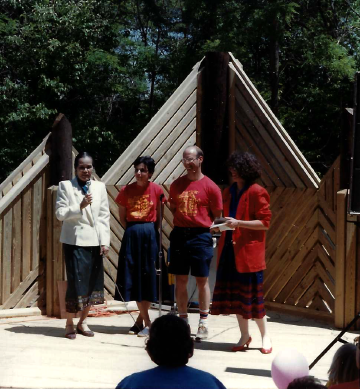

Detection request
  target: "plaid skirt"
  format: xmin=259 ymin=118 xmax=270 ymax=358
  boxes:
xmin=211 ymin=240 xmax=266 ymax=319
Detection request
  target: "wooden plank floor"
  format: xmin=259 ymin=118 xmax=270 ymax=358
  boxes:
xmin=0 ymin=309 xmax=357 ymax=389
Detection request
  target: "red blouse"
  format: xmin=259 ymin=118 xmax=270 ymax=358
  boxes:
xmin=116 ymin=182 xmax=164 ymax=222
xmin=218 ymin=183 xmax=272 ymax=273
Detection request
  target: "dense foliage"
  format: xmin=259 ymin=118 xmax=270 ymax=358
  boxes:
xmin=1 ymin=0 xmax=359 ymax=181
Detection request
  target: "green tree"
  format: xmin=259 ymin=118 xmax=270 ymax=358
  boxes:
xmin=0 ymin=0 xmax=147 ymax=180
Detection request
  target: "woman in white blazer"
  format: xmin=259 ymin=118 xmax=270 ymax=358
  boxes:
xmin=56 ymin=152 xmax=110 ymax=339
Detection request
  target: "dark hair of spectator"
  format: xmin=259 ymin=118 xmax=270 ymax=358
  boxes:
xmin=74 ymin=152 xmax=93 ymax=169
xmin=133 ymin=156 xmax=156 ymax=175
xmin=226 ymin=151 xmax=261 ymax=184
xmin=145 ymin=314 xmax=194 ymax=367
xmin=287 ymin=376 xmax=326 ymax=389
xmin=328 ymin=343 xmax=359 ymax=385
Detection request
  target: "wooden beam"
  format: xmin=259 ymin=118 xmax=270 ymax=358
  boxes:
xmin=0 ymin=133 xmax=50 ymax=195
xmin=102 ymin=62 xmax=200 ymax=184
xmin=0 ymin=153 xmax=49 ymax=214
xmin=228 ymin=60 xmax=320 ymax=187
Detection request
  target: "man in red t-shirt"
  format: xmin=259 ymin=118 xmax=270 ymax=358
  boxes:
xmin=169 ymin=146 xmax=222 ymax=340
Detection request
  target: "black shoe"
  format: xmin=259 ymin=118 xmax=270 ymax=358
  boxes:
xmin=129 ymin=323 xmax=144 ymax=335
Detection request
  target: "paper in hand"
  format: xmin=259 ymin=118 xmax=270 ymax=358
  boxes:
xmin=210 ymin=217 xmax=234 ymax=232
xmin=210 ymin=222 xmax=234 ymax=232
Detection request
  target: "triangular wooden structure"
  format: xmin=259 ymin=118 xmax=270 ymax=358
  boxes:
xmin=102 ymin=54 xmax=319 ymax=189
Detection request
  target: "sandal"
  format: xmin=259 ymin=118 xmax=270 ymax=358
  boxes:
xmin=77 ymin=323 xmax=94 ymax=337
xmin=65 ymin=324 xmax=76 ymax=340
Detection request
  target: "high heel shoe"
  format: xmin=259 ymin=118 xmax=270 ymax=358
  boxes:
xmin=260 ymin=347 xmax=272 ymax=354
xmin=231 ymin=336 xmax=252 ymax=352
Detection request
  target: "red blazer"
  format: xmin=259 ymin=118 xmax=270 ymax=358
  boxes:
xmin=218 ymin=184 xmax=272 ymax=273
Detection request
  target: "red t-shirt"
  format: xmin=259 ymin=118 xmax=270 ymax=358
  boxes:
xmin=115 ymin=182 xmax=164 ymax=222
xmin=169 ymin=175 xmax=222 ymax=228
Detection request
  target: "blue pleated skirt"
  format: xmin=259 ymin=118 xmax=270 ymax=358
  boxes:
xmin=115 ymin=222 xmax=158 ymax=302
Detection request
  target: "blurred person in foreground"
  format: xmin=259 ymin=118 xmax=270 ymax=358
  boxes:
xmin=116 ymin=314 xmax=227 ymax=389
xmin=328 ymin=337 xmax=360 ymax=389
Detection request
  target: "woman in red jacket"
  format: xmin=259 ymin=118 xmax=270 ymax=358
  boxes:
xmin=211 ymin=152 xmax=272 ymax=353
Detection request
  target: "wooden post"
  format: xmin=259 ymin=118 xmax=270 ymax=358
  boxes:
xmin=198 ymin=52 xmax=230 ymax=184
xmin=49 ymin=114 xmax=73 ymax=185
xmin=46 ymin=186 xmax=65 ymax=317
xmin=340 ymin=108 xmax=353 ymax=190
xmin=349 ymin=72 xmax=360 ymax=213
xmin=335 ymin=189 xmax=347 ymax=328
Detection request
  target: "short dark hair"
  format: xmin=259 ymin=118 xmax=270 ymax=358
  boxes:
xmin=145 ymin=315 xmax=194 ymax=367
xmin=287 ymin=376 xmax=326 ymax=389
xmin=133 ymin=156 xmax=156 ymax=174
xmin=74 ymin=152 xmax=93 ymax=169
xmin=226 ymin=151 xmax=261 ymax=184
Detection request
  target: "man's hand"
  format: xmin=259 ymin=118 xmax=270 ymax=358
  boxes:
xmin=80 ymin=194 xmax=93 ymax=209
xmin=100 ymin=245 xmax=109 ymax=256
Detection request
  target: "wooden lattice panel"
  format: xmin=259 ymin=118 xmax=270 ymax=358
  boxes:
xmin=263 ymin=158 xmax=340 ymax=320
xmin=0 ymin=135 xmax=50 ymax=310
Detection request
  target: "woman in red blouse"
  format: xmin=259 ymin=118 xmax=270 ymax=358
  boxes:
xmin=211 ymin=152 xmax=272 ymax=353
xmin=115 ymin=156 xmax=164 ymax=337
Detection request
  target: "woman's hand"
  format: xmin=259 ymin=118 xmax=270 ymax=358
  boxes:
xmin=225 ymin=217 xmax=240 ymax=229
xmin=100 ymin=245 xmax=109 ymax=256
xmin=80 ymin=193 xmax=92 ymax=209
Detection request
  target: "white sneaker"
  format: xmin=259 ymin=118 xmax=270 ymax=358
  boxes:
xmin=137 ymin=326 xmax=150 ymax=337
xmin=196 ymin=324 xmax=208 ymax=340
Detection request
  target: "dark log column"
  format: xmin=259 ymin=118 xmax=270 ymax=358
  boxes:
xmin=198 ymin=52 xmax=230 ymax=185
xmin=49 ymin=113 xmax=73 ymax=185
xmin=340 ymin=107 xmax=353 ymax=191
xmin=349 ymin=72 xmax=360 ymax=213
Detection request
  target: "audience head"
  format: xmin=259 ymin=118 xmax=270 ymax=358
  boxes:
xmin=145 ymin=314 xmax=194 ymax=367
xmin=328 ymin=343 xmax=359 ymax=385
xmin=226 ymin=151 xmax=261 ymax=184
xmin=287 ymin=376 xmax=326 ymax=389
xmin=355 ymin=336 xmax=360 ymax=369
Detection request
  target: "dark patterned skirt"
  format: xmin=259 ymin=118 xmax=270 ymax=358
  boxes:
xmin=115 ymin=222 xmax=158 ymax=302
xmin=211 ymin=240 xmax=266 ymax=319
xmin=63 ymin=244 xmax=104 ymax=313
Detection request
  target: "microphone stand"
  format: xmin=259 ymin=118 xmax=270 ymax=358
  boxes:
xmin=157 ymin=194 xmax=164 ymax=317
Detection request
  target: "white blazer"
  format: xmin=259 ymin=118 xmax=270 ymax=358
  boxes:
xmin=55 ymin=177 xmax=110 ymax=247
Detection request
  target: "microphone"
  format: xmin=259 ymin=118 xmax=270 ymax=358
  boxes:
xmin=84 ymin=180 xmax=91 ymax=194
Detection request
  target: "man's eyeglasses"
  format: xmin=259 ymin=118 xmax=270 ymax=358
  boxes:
xmin=181 ymin=157 xmax=198 ymax=164
xmin=135 ymin=168 xmax=148 ymax=174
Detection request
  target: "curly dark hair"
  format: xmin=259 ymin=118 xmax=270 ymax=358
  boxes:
xmin=287 ymin=376 xmax=326 ymax=389
xmin=145 ymin=314 xmax=194 ymax=367
xmin=133 ymin=155 xmax=156 ymax=174
xmin=226 ymin=151 xmax=261 ymax=183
